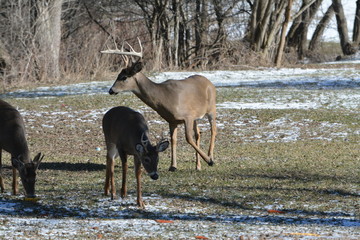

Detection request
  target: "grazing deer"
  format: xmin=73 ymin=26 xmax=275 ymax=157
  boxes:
xmin=102 ymin=106 xmax=169 ymax=208
xmin=0 ymin=99 xmax=43 ymax=198
xmin=101 ymin=38 xmax=217 ymax=171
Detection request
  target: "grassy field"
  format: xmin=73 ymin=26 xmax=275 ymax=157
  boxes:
xmin=0 ymin=86 xmax=359 ymax=239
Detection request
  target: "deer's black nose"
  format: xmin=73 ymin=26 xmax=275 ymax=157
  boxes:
xmin=109 ymin=88 xmax=117 ymax=95
xmin=150 ymin=173 xmax=159 ymax=180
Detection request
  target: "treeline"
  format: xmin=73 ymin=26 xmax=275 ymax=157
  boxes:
xmin=0 ymin=0 xmax=359 ymax=86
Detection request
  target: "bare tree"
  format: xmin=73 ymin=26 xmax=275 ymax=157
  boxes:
xmin=286 ymin=0 xmax=323 ymax=60
xmin=134 ymin=0 xmax=170 ymax=70
xmin=4 ymin=0 xmax=360 ymax=85
xmin=195 ymin=0 xmax=208 ymax=62
xmin=246 ymin=0 xmax=289 ymax=61
xmin=276 ymin=0 xmax=293 ymax=67
xmin=353 ymin=0 xmax=360 ymax=45
xmin=308 ymin=3 xmax=335 ymax=51
xmin=0 ymin=0 xmax=63 ymax=83
xmin=34 ymin=0 xmax=63 ymax=80
xmin=333 ymin=0 xmax=356 ymax=55
xmin=172 ymin=0 xmax=180 ymax=68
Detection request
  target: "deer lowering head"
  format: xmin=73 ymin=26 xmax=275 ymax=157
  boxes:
xmin=135 ymin=132 xmax=169 ymax=180
xmin=101 ymin=38 xmax=217 ymax=172
xmin=11 ymin=153 xmax=43 ymax=198
xmin=0 ymin=99 xmax=43 ymax=198
xmin=102 ymin=106 xmax=169 ymax=208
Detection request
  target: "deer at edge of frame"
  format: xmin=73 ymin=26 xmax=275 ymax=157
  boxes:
xmin=102 ymin=106 xmax=169 ymax=208
xmin=0 ymin=99 xmax=43 ymax=198
xmin=101 ymin=38 xmax=217 ymax=171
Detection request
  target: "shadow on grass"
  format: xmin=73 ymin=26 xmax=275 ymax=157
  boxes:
xmin=237 ymin=172 xmax=360 ymax=185
xmin=0 ymin=167 xmax=358 ymax=228
xmin=158 ymin=191 xmax=359 ymax=217
xmin=0 ymin=196 xmax=359 ymax=228
xmin=217 ymin=184 xmax=360 ymax=198
xmin=38 ymin=162 xmax=105 ymax=171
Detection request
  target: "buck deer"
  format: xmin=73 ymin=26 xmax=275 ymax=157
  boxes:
xmin=101 ymin=38 xmax=217 ymax=171
xmin=102 ymin=106 xmax=169 ymax=208
xmin=0 ymin=99 xmax=43 ymax=198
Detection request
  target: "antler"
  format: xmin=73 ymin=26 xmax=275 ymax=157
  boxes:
xmin=101 ymin=37 xmax=143 ymax=58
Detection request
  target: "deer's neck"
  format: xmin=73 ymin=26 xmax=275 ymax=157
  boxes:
xmin=133 ymin=73 xmax=163 ymax=110
xmin=7 ymin=121 xmax=31 ymax=163
xmin=14 ymin=139 xmax=30 ymax=163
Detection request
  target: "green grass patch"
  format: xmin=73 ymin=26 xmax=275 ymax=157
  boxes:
xmin=1 ymin=87 xmax=359 ymax=220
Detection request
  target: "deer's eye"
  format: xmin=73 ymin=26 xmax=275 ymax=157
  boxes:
xmin=119 ymin=76 xmax=127 ymax=81
xmin=144 ymin=157 xmax=151 ymax=164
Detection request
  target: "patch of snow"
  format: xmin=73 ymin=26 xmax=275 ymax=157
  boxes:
xmin=2 ymin=67 xmax=360 ymax=98
xmin=0 ymin=195 xmax=359 ymax=239
xmin=217 ymin=101 xmax=318 ymax=110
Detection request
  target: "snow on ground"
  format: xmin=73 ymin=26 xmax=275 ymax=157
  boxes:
xmin=0 ymin=194 xmax=359 ymax=239
xmin=7 ymin=64 xmax=360 ymax=145
xmin=2 ymin=65 xmax=360 ymax=98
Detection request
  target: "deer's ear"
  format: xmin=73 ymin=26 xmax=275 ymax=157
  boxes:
xmin=131 ymin=61 xmax=143 ymax=74
xmin=135 ymin=144 xmax=145 ymax=154
xmin=33 ymin=152 xmax=44 ymax=169
xmin=12 ymin=156 xmax=24 ymax=169
xmin=157 ymin=140 xmax=169 ymax=152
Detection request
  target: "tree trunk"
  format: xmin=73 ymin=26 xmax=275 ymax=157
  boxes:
xmin=253 ymin=0 xmax=272 ymax=52
xmin=276 ymin=0 xmax=293 ymax=67
xmin=172 ymin=0 xmax=180 ymax=68
xmin=0 ymin=38 xmax=10 ymax=75
xmin=213 ymin=0 xmax=227 ymax=46
xmin=287 ymin=0 xmax=322 ymax=59
xmin=353 ymin=0 xmax=360 ymax=45
xmin=333 ymin=0 xmax=355 ymax=55
xmin=35 ymin=0 xmax=63 ymax=80
xmin=247 ymin=0 xmax=259 ymax=43
xmin=309 ymin=4 xmax=334 ymax=51
xmin=195 ymin=0 xmax=208 ymax=61
xmin=261 ymin=0 xmax=287 ymax=60
xmin=178 ymin=4 xmax=187 ymax=67
xmin=154 ymin=37 xmax=163 ymax=70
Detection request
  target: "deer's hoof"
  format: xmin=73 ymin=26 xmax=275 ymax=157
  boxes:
xmin=168 ymin=166 xmax=177 ymax=172
xmin=208 ymin=161 xmax=214 ymax=166
xmin=138 ymin=201 xmax=145 ymax=209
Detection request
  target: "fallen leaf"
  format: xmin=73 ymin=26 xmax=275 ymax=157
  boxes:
xmin=195 ymin=236 xmax=208 ymax=239
xmin=155 ymin=219 xmax=174 ymax=223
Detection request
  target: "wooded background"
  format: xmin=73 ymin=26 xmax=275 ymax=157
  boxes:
xmin=0 ymin=0 xmax=359 ymax=86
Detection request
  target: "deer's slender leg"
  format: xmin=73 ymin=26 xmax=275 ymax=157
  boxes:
xmin=12 ymin=166 xmax=17 ymax=195
xmin=105 ymin=144 xmax=118 ymax=199
xmin=0 ymin=149 xmax=4 ymax=193
xmin=134 ymin=158 xmax=144 ymax=208
xmin=108 ymin=155 xmax=116 ymax=200
xmin=207 ymin=112 xmax=217 ymax=162
xmin=119 ymin=152 xmax=128 ymax=199
xmin=193 ymin=121 xmax=201 ymax=170
xmin=104 ymin=154 xmax=111 ymax=196
xmin=184 ymin=119 xmax=213 ymax=166
xmin=169 ymin=124 xmax=178 ymax=171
